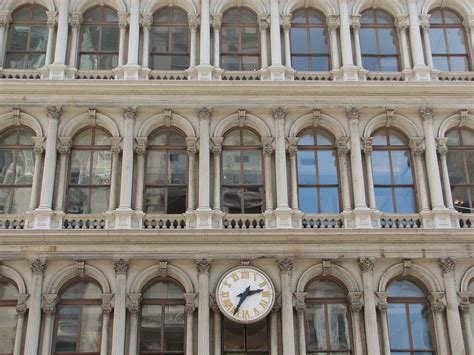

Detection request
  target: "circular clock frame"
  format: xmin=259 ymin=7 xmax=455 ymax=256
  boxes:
xmin=215 ymin=266 xmax=276 ymax=324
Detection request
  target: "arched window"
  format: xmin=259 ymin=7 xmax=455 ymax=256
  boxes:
xmin=139 ymin=279 xmax=185 ymax=354
xmin=290 ymin=9 xmax=330 ymax=71
xmin=223 ymin=317 xmax=269 ymax=354
xmin=360 ymin=9 xmax=400 ymax=72
xmin=468 ymin=280 xmax=474 ymax=337
xmin=371 ymin=129 xmax=416 ymax=213
xmin=221 ymin=8 xmax=260 ymax=71
xmin=5 ymin=5 xmax=48 ymax=69
xmin=66 ymin=127 xmax=112 ymax=214
xmin=387 ymin=279 xmax=435 ymax=354
xmin=0 ymin=127 xmax=35 ymax=214
xmin=222 ymin=128 xmax=263 ymax=214
xmin=429 ymin=9 xmax=470 ymax=72
xmin=446 ymin=128 xmax=474 ymax=213
xmin=0 ymin=280 xmax=19 ymax=354
xmin=145 ymin=128 xmax=187 ymax=214
xmin=53 ymin=280 xmax=102 ymax=354
xmin=150 ymin=7 xmax=190 ymax=70
xmin=79 ymin=6 xmax=119 ymax=70
xmin=304 ymin=279 xmax=352 ymax=354
xmin=297 ymin=128 xmax=340 ymax=214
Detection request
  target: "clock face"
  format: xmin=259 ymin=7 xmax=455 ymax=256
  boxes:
xmin=216 ymin=266 xmax=275 ymax=324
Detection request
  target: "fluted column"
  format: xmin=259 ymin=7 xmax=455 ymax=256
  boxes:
xmin=127 ymin=293 xmax=142 ymax=355
xmin=348 ymin=292 xmax=363 ymax=355
xmin=428 ymin=292 xmax=449 ymax=354
xmin=188 ymin=13 xmax=199 ymax=69
xmin=258 ymin=17 xmax=269 ymax=69
xmin=273 ymin=108 xmax=289 ymax=209
xmin=376 ymin=292 xmax=391 ymax=355
xmin=409 ymin=138 xmax=430 ymax=212
xmin=196 ymin=259 xmax=211 ymax=355
xmin=186 ymin=138 xmax=198 ymax=212
xmin=282 ymin=15 xmax=292 ymax=69
xmin=294 ymin=293 xmax=307 ymax=355
xmin=118 ymin=13 xmax=128 ymax=68
xmin=45 ymin=12 xmax=57 ymax=66
xmin=210 ymin=296 xmax=221 ymax=355
xmin=184 ymin=293 xmax=197 ymax=355
xmin=327 ymin=16 xmax=341 ymax=71
xmin=351 ymin=15 xmax=362 ymax=68
xmin=437 ymin=138 xmax=455 ymax=210
xmin=111 ymin=259 xmax=129 ymax=355
xmin=197 ymin=108 xmax=211 ymax=211
xmin=108 ymin=138 xmax=122 ymax=211
xmin=420 ymin=15 xmax=434 ymax=68
xmin=439 ymin=258 xmax=466 ymax=354
xmin=396 ymin=16 xmax=411 ymax=71
xmin=458 ymin=293 xmax=474 ymax=355
xmin=53 ymin=0 xmax=69 ymax=65
xmin=211 ymin=137 xmax=223 ymax=211
xmin=0 ymin=11 xmax=10 ymax=68
xmin=118 ymin=106 xmax=137 ymax=211
xmin=212 ymin=14 xmax=222 ymax=69
xmin=347 ymin=108 xmax=367 ymax=209
xmin=54 ymin=137 xmax=72 ymax=211
xmin=68 ymin=13 xmax=82 ymax=68
xmin=30 ymin=138 xmax=45 ymax=211
xmin=24 ymin=259 xmax=46 ymax=355
xmin=141 ymin=14 xmax=152 ymax=69
xmin=134 ymin=138 xmax=147 ymax=211
xmin=287 ymin=137 xmax=299 ymax=210
xmin=337 ymin=137 xmax=352 ymax=212
xmin=13 ymin=295 xmax=28 ymax=355
xmin=262 ymin=138 xmax=274 ymax=212
xmin=278 ymin=258 xmax=296 ymax=355
xmin=41 ymin=294 xmax=58 ymax=355
xmin=100 ymin=294 xmax=113 ymax=355
xmin=359 ymin=258 xmax=381 ymax=355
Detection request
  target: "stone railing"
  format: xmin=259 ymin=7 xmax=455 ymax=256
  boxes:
xmin=75 ymin=70 xmax=115 ymax=80
xmin=222 ymin=214 xmax=265 ymax=229
xmin=0 ymin=215 xmax=25 ymax=229
xmin=0 ymin=69 xmax=42 ymax=80
xmin=459 ymin=214 xmax=474 ymax=228
xmin=437 ymin=72 xmax=474 ymax=81
xmin=221 ymin=70 xmax=261 ymax=81
xmin=294 ymin=71 xmax=332 ymax=81
xmin=380 ymin=214 xmax=422 ymax=228
xmin=63 ymin=214 xmax=107 ymax=229
xmin=148 ymin=70 xmax=188 ymax=80
xmin=143 ymin=214 xmax=186 ymax=229
xmin=301 ymin=214 xmax=344 ymax=229
xmin=366 ymin=72 xmax=404 ymax=81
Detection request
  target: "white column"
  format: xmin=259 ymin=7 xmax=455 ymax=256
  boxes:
xmin=359 ymin=258 xmax=381 ymax=355
xmin=134 ymin=138 xmax=147 ymax=211
xmin=68 ymin=13 xmax=82 ymax=68
xmin=409 ymin=138 xmax=430 ymax=212
xmin=211 ymin=299 xmax=221 ymax=355
xmin=118 ymin=107 xmax=136 ymax=210
xmin=294 ymin=293 xmax=307 ymax=355
xmin=287 ymin=138 xmax=298 ymax=210
xmin=196 ymin=108 xmax=213 ymax=227
xmin=196 ymin=0 xmax=213 ymax=80
xmin=45 ymin=12 xmax=57 ymax=66
xmin=347 ymin=108 xmax=367 ymax=209
xmin=376 ymin=292 xmax=391 ymax=355
xmin=428 ymin=292 xmax=449 ymax=355
xmin=127 ymin=0 xmax=139 ymax=65
xmin=127 ymin=293 xmax=141 ymax=355
xmin=336 ymin=138 xmax=352 ymax=212
xmin=141 ymin=14 xmax=152 ymax=69
xmin=13 ymin=295 xmax=28 ymax=355
xmin=351 ymin=15 xmax=362 ymax=68
xmin=111 ymin=259 xmax=129 ymax=355
xmin=420 ymin=15 xmax=434 ymax=68
xmin=273 ymin=108 xmax=289 ymax=209
xmin=327 ymin=16 xmax=341 ymax=70
xmin=212 ymin=14 xmax=222 ymax=69
xmin=189 ymin=14 xmax=199 ymax=69
xmin=262 ymin=138 xmax=274 ymax=212
xmin=53 ymin=0 xmax=69 ymax=65
xmin=282 ymin=15 xmax=292 ymax=69
xmin=269 ymin=0 xmax=285 ymax=80
xmin=439 ymin=258 xmax=466 ymax=354
xmin=270 ymin=301 xmax=280 ymax=355
xmin=407 ymin=0 xmax=425 ymax=67
xmin=211 ymin=137 xmax=223 ymax=211
xmin=108 ymin=138 xmax=121 ymax=211
xmin=459 ymin=293 xmax=474 ymax=355
xmin=0 ymin=11 xmax=11 ymax=68
xmin=24 ymin=259 xmax=46 ymax=355
xmin=196 ymin=259 xmax=211 ymax=355
xmin=54 ymin=137 xmax=71 ymax=211
xmin=184 ymin=293 xmax=197 ymax=355
xmin=258 ymin=17 xmax=269 ymax=69
xmin=41 ymin=294 xmax=58 ymax=355
xmin=348 ymin=292 xmax=364 ymax=355
xmin=361 ymin=138 xmax=376 ymax=209
xmin=437 ymin=138 xmax=454 ymax=210
xmin=186 ymin=138 xmax=198 ymax=211
xmin=465 ymin=19 xmax=474 ymax=70
xmin=278 ymin=258 xmax=296 ymax=355
xmin=30 ymin=138 xmax=44 ymax=211
xmin=117 ymin=13 xmax=128 ymax=68
xmin=339 ymin=0 xmax=358 ymax=80
xmin=100 ymin=294 xmax=113 ymax=355
xmin=396 ymin=16 xmax=411 ymax=71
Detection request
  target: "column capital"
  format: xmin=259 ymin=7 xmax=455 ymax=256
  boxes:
xmin=184 ymin=293 xmax=197 ymax=314
xmin=287 ymin=136 xmax=298 ymax=156
xmin=118 ymin=12 xmax=129 ymax=29
xmin=212 ymin=13 xmax=222 ymax=30
xmin=409 ymin=137 xmax=425 ymax=156
xmin=428 ymin=291 xmax=446 ymax=313
xmin=210 ymin=293 xmax=219 ymax=313
xmin=47 ymin=105 xmax=63 ymax=121
xmin=0 ymin=10 xmax=11 ymax=27
xmin=198 ymin=107 xmax=212 ymax=121
xmin=293 ymin=292 xmax=307 ymax=314
xmin=189 ymin=12 xmax=200 ymax=31
xmin=46 ymin=11 xmax=58 ymax=28
xmin=141 ymin=13 xmax=153 ymax=30
xmin=111 ymin=137 xmax=122 ymax=154
xmin=114 ymin=258 xmax=129 ymax=275
xmin=463 ymin=16 xmax=474 ymax=30
xmin=211 ymin=137 xmax=224 ymax=155
xmin=436 ymin=137 xmax=449 ymax=156
xmin=123 ymin=106 xmax=138 ymax=121
xmin=134 ymin=137 xmax=148 ymax=155
xmin=347 ymin=291 xmax=363 ymax=313
xmin=57 ymin=136 xmax=72 ymax=155
xmin=186 ymin=137 xmax=199 ymax=155
xmin=396 ymin=15 xmax=409 ymax=31
xmin=30 ymin=258 xmax=46 ymax=275
xmin=272 ymin=107 xmax=288 ymax=121
xmin=101 ymin=293 xmax=114 ymax=315
xmin=16 ymin=295 xmax=28 ymax=317
xmin=262 ymin=137 xmax=275 ymax=157
xmin=419 ymin=14 xmax=431 ymax=31
xmin=33 ymin=136 xmax=45 ymax=155
xmin=458 ymin=292 xmax=471 ymax=314
xmin=42 ymin=294 xmax=59 ymax=316
xmin=272 ymin=292 xmax=282 ymax=313
xmin=439 ymin=257 xmax=455 ymax=274
xmin=376 ymin=291 xmax=388 ymax=313
xmin=281 ymin=14 xmax=291 ymax=31
xmin=361 ymin=137 xmax=374 ymax=154
xmin=350 ymin=14 xmax=361 ymax=30
xmin=277 ymin=257 xmax=293 ymax=274
xmin=327 ymin=15 xmax=340 ymax=30
xmin=359 ymin=257 xmax=375 ymax=273
xmin=336 ymin=137 xmax=350 ymax=156
xmin=258 ymin=16 xmax=269 ymax=31
xmin=127 ymin=293 xmax=142 ymax=314
xmin=196 ymin=258 xmax=211 ymax=274
xmin=69 ymin=12 xmax=83 ymax=28
xmin=420 ymin=107 xmax=435 ymax=122
xmin=346 ymin=107 xmax=361 ymax=121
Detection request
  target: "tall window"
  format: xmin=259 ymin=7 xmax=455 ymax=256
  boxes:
xmin=446 ymin=128 xmax=474 ymax=213
xmin=79 ymin=6 xmax=119 ymax=70
xmin=360 ymin=9 xmax=400 ymax=71
xmin=0 ymin=127 xmax=35 ymax=214
xmin=304 ymin=279 xmax=352 ymax=354
xmin=387 ymin=279 xmax=435 ymax=355
xmin=53 ymin=280 xmax=102 ymax=354
xmin=221 ymin=8 xmax=260 ymax=71
xmin=223 ymin=318 xmax=268 ymax=354
xmin=290 ymin=9 xmax=330 ymax=71
xmin=297 ymin=128 xmax=340 ymax=214
xmin=150 ymin=7 xmax=190 ymax=70
xmin=0 ymin=280 xmax=19 ymax=355
xmin=371 ymin=129 xmax=416 ymax=213
xmin=222 ymin=128 xmax=263 ymax=214
xmin=468 ymin=280 xmax=474 ymax=338
xmin=139 ymin=279 xmax=185 ymax=355
xmin=5 ymin=5 xmax=48 ymax=69
xmin=66 ymin=128 xmax=112 ymax=214
xmin=429 ymin=9 xmax=471 ymax=72
xmin=144 ymin=128 xmax=187 ymax=214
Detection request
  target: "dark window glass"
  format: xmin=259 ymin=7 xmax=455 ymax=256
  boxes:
xmin=79 ymin=6 xmax=119 ymax=70
xmin=145 ymin=128 xmax=188 ymax=214
xmin=296 ymin=128 xmax=340 ymax=214
xmin=5 ymin=5 xmax=48 ymax=69
xmin=222 ymin=128 xmax=263 ymax=214
xmin=446 ymin=128 xmax=474 ymax=213
xmin=0 ymin=281 xmax=18 ymax=354
xmin=221 ymin=8 xmax=260 ymax=71
xmin=223 ymin=317 xmax=269 ymax=354
xmin=290 ymin=9 xmax=330 ymax=71
xmin=371 ymin=129 xmax=416 ymax=213
xmin=429 ymin=9 xmax=470 ymax=71
xmin=360 ymin=9 xmax=400 ymax=71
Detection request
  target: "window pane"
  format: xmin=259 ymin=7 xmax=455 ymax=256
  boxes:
xmin=67 ymin=187 xmax=88 ymax=214
xmin=388 ymin=304 xmax=410 ymax=349
xmin=101 ymin=27 xmax=119 ymax=51
xmin=0 ymin=188 xmax=13 ymax=214
xmin=98 ymin=54 xmax=117 ymax=70
xmin=241 ymin=28 xmax=259 ymax=53
xmin=306 ymin=280 xmax=346 ymax=298
xmin=372 ymin=151 xmax=391 ymax=184
xmin=223 ymin=187 xmax=242 ymax=213
xmin=240 ymin=9 xmax=256 ymax=24
xmin=388 ymin=280 xmax=424 ymax=297
xmin=373 ymin=133 xmax=388 ymax=146
xmin=224 ymin=317 xmax=245 ymax=351
xmin=291 ymin=28 xmax=309 ymax=53
xmin=430 ymin=29 xmax=447 ymax=54
xmin=167 ymin=187 xmax=187 ymax=214
xmin=0 ymin=282 xmax=18 ymax=299
xmin=391 ymin=151 xmax=413 ymax=184
xmin=75 ymin=130 xmax=93 ymax=145
xmin=104 ymin=8 xmax=118 ymax=22
xmin=30 ymin=25 xmax=48 ymax=51
xmin=375 ymin=10 xmax=393 ymax=25
xmin=443 ymin=10 xmax=462 ymax=24
xmin=429 ymin=11 xmax=443 ymax=24
xmin=394 ymin=187 xmax=416 ymax=213
xmin=14 ymin=150 xmax=34 ymax=184
xmin=466 ymin=151 xmax=474 ymax=182
xmin=242 ymin=130 xmax=260 ymax=145
xmin=145 ymin=187 xmax=165 ymax=213
xmin=152 ymin=27 xmax=169 ymax=52
xmin=0 ymin=131 xmax=17 ymax=145
xmin=222 ymin=28 xmax=239 ymax=53
xmin=320 ymin=187 xmax=340 ymax=214
xmin=84 ymin=8 xmax=100 ymax=23
xmin=305 ymin=304 xmax=327 ymax=350
xmin=62 ymin=281 xmax=101 ymax=299
xmin=143 ymin=281 xmax=183 ymax=299
xmin=164 ymin=305 xmax=185 ymax=351
xmin=79 ymin=54 xmax=98 ymax=70
xmin=140 ymin=305 xmax=162 ymax=351
xmin=56 ymin=306 xmax=80 ymax=351
xmin=378 ymin=29 xmax=398 ymax=54
xmin=292 ymin=11 xmax=306 ymax=24
xmin=317 ymin=150 xmax=338 ymax=184
xmin=149 ymin=131 xmax=167 ymax=146
xmin=379 ymin=57 xmax=399 ymax=72
xmin=445 ymin=28 xmax=467 ymax=54
xmin=223 ymin=130 xmax=241 ymax=146
xmin=89 ymin=187 xmax=109 ymax=213
xmin=0 ymin=150 xmax=14 ymax=184
xmin=292 ymin=56 xmax=310 ymax=71
xmin=449 ymin=56 xmax=469 ymax=71
xmin=146 ymin=151 xmax=167 ymax=185
xmin=328 ymin=304 xmax=350 ymax=350
xmin=13 ymin=7 xmax=32 ymax=21
xmin=172 ymin=9 xmax=187 ymax=23
xmin=223 ymin=151 xmax=241 ymax=184
xmin=10 ymin=187 xmax=31 ymax=214
xmin=360 ymin=29 xmax=378 ymax=54
xmin=362 ymin=56 xmax=378 ymax=71
xmin=310 ymin=28 xmax=328 ymax=53
xmin=452 ymin=186 xmax=469 ymax=213
xmin=433 ymin=56 xmax=449 ymax=71
xmin=81 ymin=27 xmax=100 ymax=51
xmin=447 ymin=151 xmax=466 ymax=184
xmin=171 ymin=27 xmax=189 ymax=53
xmin=243 ymin=151 xmax=262 ymax=184
xmin=242 ymin=56 xmax=259 ymax=70
xmin=222 ymin=56 xmax=241 ymax=71
xmin=6 ymin=53 xmax=26 ymax=69
xmin=0 ymin=307 xmax=17 ymax=353
xmin=70 ymin=151 xmax=91 ymax=184
xmin=243 ymin=187 xmax=263 ymax=213
xmin=80 ymin=305 xmax=102 ymax=352
xmin=311 ymin=56 xmax=330 ymax=71
xmin=462 ymin=130 xmax=474 ymax=145
xmin=375 ymin=187 xmax=394 ymax=213
xmin=297 ymin=151 xmax=317 ymax=184
xmin=169 ymin=152 xmax=186 ymax=185
xmin=91 ymin=151 xmax=112 ymax=185
xmin=152 ymin=55 xmax=171 ymax=70
xmin=410 ymin=303 xmax=433 ymax=350
xmin=154 ymin=8 xmax=171 ymax=23
xmin=171 ymin=55 xmax=189 ymax=70
xmin=299 ymin=187 xmax=318 ymax=213
xmin=299 ymin=132 xmax=315 ymax=145
xmin=247 ymin=320 xmax=268 ymax=350
xmin=10 ymin=25 xmax=29 ymax=50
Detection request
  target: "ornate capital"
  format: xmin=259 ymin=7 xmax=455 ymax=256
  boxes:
xmin=141 ymin=13 xmax=153 ymax=29
xmin=46 ymin=11 xmax=57 ymax=28
xmin=70 ymin=12 xmax=83 ymax=28
xmin=361 ymin=137 xmax=374 ymax=154
xmin=336 ymin=137 xmax=350 ymax=156
xmin=16 ymin=294 xmax=29 ymax=317
xmin=439 ymin=257 xmax=455 ymax=274
xmin=47 ymin=105 xmax=63 ymax=121
xmin=127 ymin=294 xmax=142 ymax=314
xmin=348 ymin=292 xmax=363 ymax=313
xmin=281 ymin=15 xmax=291 ymax=31
xmin=262 ymin=137 xmax=275 ymax=157
xmin=198 ymin=107 xmax=212 ymax=121
xmin=212 ymin=13 xmax=222 ymax=30
xmin=278 ymin=257 xmax=293 ymax=274
xmin=258 ymin=16 xmax=269 ymax=31
xmin=101 ymin=294 xmax=114 ymax=315
xmin=346 ymin=107 xmax=360 ymax=121
xmin=327 ymin=16 xmax=339 ymax=30
xmin=0 ymin=11 xmax=11 ymax=27
xmin=186 ymin=137 xmax=198 ymax=155
xmin=359 ymin=257 xmax=375 ymax=273
xmin=396 ymin=16 xmax=409 ymax=31
xmin=211 ymin=137 xmax=224 ymax=156
xmin=110 ymin=137 xmax=122 ymax=154
xmin=184 ymin=293 xmax=197 ymax=315
xmin=420 ymin=108 xmax=434 ymax=122
xmin=210 ymin=293 xmax=219 ymax=313
xmin=287 ymin=137 xmax=298 ymax=156
xmin=123 ymin=106 xmax=137 ymax=121
xmin=196 ymin=258 xmax=211 ymax=274
xmin=32 ymin=136 xmax=45 ymax=155
xmin=294 ymin=292 xmax=307 ymax=314
xmin=118 ymin=12 xmax=129 ymax=29
xmin=272 ymin=293 xmax=282 ymax=313
xmin=376 ymin=292 xmax=388 ymax=313
xmin=134 ymin=137 xmax=148 ymax=155
xmin=114 ymin=259 xmax=129 ymax=275
xmin=428 ymin=292 xmax=446 ymax=313
xmin=409 ymin=138 xmax=425 ymax=156
xmin=57 ymin=137 xmax=72 ymax=155
xmin=189 ymin=13 xmax=199 ymax=31
xmin=272 ymin=107 xmax=288 ymax=121
xmin=419 ymin=15 xmax=431 ymax=31
xmin=31 ymin=259 xmax=46 ymax=275
xmin=463 ymin=16 xmax=474 ymax=30
xmin=458 ymin=292 xmax=471 ymax=314
xmin=436 ymin=137 xmax=449 ymax=156
xmin=351 ymin=15 xmax=361 ymax=30
xmin=42 ymin=294 xmax=58 ymax=316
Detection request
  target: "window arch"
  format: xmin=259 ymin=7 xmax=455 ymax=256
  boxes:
xmin=290 ymin=8 xmax=330 ymax=71
xmin=79 ymin=6 xmax=119 ymax=70
xmin=371 ymin=129 xmax=416 ymax=213
xmin=0 ymin=127 xmax=35 ymax=214
xmin=221 ymin=8 xmax=260 ymax=71
xmin=360 ymin=9 xmax=400 ymax=72
xmin=0 ymin=280 xmax=19 ymax=355
xmin=53 ymin=279 xmax=103 ymax=354
xmin=222 ymin=128 xmax=263 ymax=214
xmin=304 ymin=278 xmax=352 ymax=354
xmin=429 ymin=9 xmax=471 ymax=72
xmin=150 ymin=7 xmax=190 ymax=70
xmin=386 ymin=278 xmax=435 ymax=354
xmin=297 ymin=128 xmax=340 ymax=214
xmin=446 ymin=128 xmax=474 ymax=213
xmin=5 ymin=4 xmax=48 ymax=69
xmin=144 ymin=127 xmax=188 ymax=214
xmin=139 ymin=278 xmax=186 ymax=355
xmin=66 ymin=127 xmax=112 ymax=214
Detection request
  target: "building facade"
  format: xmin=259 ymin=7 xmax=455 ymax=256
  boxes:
xmin=0 ymin=0 xmax=473 ymax=354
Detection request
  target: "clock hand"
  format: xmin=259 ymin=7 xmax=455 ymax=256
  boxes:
xmin=234 ymin=286 xmax=251 ymax=315
xmin=247 ymin=288 xmax=264 ymax=296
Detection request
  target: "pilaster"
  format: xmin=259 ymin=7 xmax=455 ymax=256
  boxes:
xmin=278 ymin=258 xmax=296 ymax=355
xmin=196 ymin=259 xmax=211 ymax=355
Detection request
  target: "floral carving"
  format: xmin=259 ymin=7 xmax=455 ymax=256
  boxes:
xmin=196 ymin=258 xmax=211 ymax=274
xmin=114 ymin=259 xmax=129 ymax=274
xmin=439 ymin=257 xmax=455 ymax=273
xmin=31 ymin=259 xmax=46 ymax=275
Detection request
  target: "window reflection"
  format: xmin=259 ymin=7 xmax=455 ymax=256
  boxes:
xmin=0 ymin=281 xmax=18 ymax=355
xmin=223 ymin=317 xmax=268 ymax=354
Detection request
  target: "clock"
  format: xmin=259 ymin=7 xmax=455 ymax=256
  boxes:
xmin=216 ymin=266 xmax=275 ymax=324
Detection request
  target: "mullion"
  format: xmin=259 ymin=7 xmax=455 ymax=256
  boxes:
xmin=161 ymin=304 xmax=165 ymax=353
xmin=405 ymin=303 xmax=415 ymax=354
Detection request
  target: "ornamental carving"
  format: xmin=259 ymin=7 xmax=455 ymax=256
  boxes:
xmin=439 ymin=257 xmax=455 ymax=273
xmin=322 ymin=259 xmax=332 ymax=276
xmin=118 ymin=12 xmax=129 ymax=29
xmin=31 ymin=259 xmax=46 ymax=275
xmin=42 ymin=294 xmax=58 ymax=316
xmin=420 ymin=108 xmax=434 ymax=121
xmin=212 ymin=14 xmax=222 ymax=30
xmin=420 ymin=15 xmax=430 ymax=31
xmin=346 ymin=107 xmax=360 ymax=121
xmin=258 ymin=16 xmax=269 ymax=31
xmin=135 ymin=137 xmax=148 ymax=155
xmin=402 ymin=259 xmax=412 ymax=276
xmin=70 ymin=12 xmax=83 ymax=28
xmin=211 ymin=137 xmax=224 ymax=155
xmin=198 ymin=107 xmax=212 ymax=120
xmin=348 ymin=292 xmax=363 ymax=313
xmin=57 ymin=137 xmax=72 ymax=155
xmin=184 ymin=293 xmax=197 ymax=315
xmin=196 ymin=258 xmax=211 ymax=274
xmin=158 ymin=259 xmax=168 ymax=278
xmin=281 ymin=15 xmax=291 ymax=31
xmin=33 ymin=137 xmax=45 ymax=155
xmin=428 ymin=292 xmax=445 ymax=313
xmin=186 ymin=138 xmax=198 ymax=155
xmin=436 ymin=137 xmax=449 ymax=156
xmin=110 ymin=137 xmax=122 ymax=154
xmin=76 ymin=260 xmax=86 ymax=278
xmin=141 ymin=13 xmax=153 ymax=29
xmin=350 ymin=15 xmax=361 ymax=30
xmin=396 ymin=16 xmax=409 ymax=31
xmin=361 ymin=137 xmax=374 ymax=154
xmin=272 ymin=293 xmax=282 ymax=313
xmin=376 ymin=292 xmax=388 ymax=313
xmin=127 ymin=294 xmax=142 ymax=314
xmin=336 ymin=137 xmax=350 ymax=156
xmin=123 ymin=106 xmax=137 ymax=121
xmin=262 ymin=137 xmax=274 ymax=156
xmin=101 ymin=294 xmax=114 ymax=315
xmin=409 ymin=138 xmax=425 ymax=156
xmin=114 ymin=259 xmax=129 ymax=274
xmin=359 ymin=257 xmax=375 ymax=273
xmin=459 ymin=300 xmax=470 ymax=314
xmin=327 ymin=16 xmax=339 ymax=30
xmin=459 ymin=109 xmax=469 ymax=126
xmin=287 ymin=137 xmax=298 ymax=156
xmin=277 ymin=257 xmax=293 ymax=273
xmin=16 ymin=300 xmax=28 ymax=316
xmin=47 ymin=11 xmax=58 ymax=28
xmin=0 ymin=11 xmax=10 ymax=27
xmin=272 ymin=107 xmax=288 ymax=121
xmin=188 ymin=13 xmax=199 ymax=31
xmin=47 ymin=105 xmax=63 ymax=121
